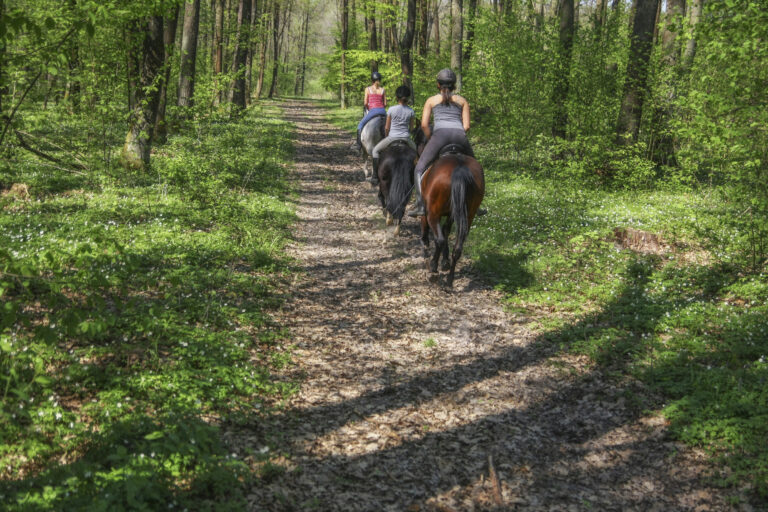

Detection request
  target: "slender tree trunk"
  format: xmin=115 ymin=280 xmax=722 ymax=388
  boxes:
xmin=552 ymin=0 xmax=574 ymax=138
xmin=450 ymin=0 xmax=463 ymax=91
xmin=213 ymin=0 xmax=225 ymax=105
xmin=418 ymin=0 xmax=429 ymax=57
xmin=401 ymin=0 xmax=416 ymax=101
xmin=463 ymin=0 xmax=477 ymax=64
xmin=122 ymin=16 xmax=165 ymax=169
xmin=155 ymin=6 xmax=179 ymax=142
xmin=177 ymin=0 xmax=201 ymax=108
xmin=246 ymin=0 xmax=259 ymax=101
xmin=616 ymin=0 xmax=661 ymax=143
xmin=255 ymin=0 xmax=270 ymax=98
xmin=268 ymin=0 xmax=280 ymax=98
xmin=594 ymin=0 xmax=607 ymax=36
xmin=0 ymin=0 xmax=6 ymax=116
xmin=650 ymin=0 xmax=685 ymax=164
xmin=433 ymin=0 xmax=440 ymax=56
xmin=367 ymin=4 xmax=379 ymax=71
xmin=682 ymin=0 xmax=702 ymax=69
xmin=300 ymin=10 xmax=309 ymax=96
xmin=231 ymin=0 xmax=252 ymax=109
xmin=340 ymin=0 xmax=348 ymax=107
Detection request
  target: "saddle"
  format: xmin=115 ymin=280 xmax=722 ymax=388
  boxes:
xmin=421 ymin=144 xmax=469 ymax=184
xmin=438 ymin=144 xmax=466 ymax=157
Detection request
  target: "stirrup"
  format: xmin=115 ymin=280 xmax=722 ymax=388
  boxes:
xmin=407 ymin=206 xmax=425 ymax=217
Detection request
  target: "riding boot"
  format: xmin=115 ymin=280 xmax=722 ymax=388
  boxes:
xmin=353 ymin=128 xmax=362 ymax=151
xmin=407 ymin=169 xmax=425 ymax=217
xmin=369 ymin=158 xmax=380 ymax=185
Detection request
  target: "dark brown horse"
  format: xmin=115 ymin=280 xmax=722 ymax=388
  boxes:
xmin=376 ymin=140 xmax=417 ymax=236
xmin=419 ymin=152 xmax=485 ymax=287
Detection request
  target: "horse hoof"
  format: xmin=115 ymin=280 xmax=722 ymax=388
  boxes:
xmin=393 ymin=225 xmax=401 ymax=237
xmin=428 ymin=273 xmax=440 ymax=283
xmin=441 ymin=261 xmax=451 ymax=272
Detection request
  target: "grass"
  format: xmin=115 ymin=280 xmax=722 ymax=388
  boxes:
xmin=469 ymin=150 xmax=768 ymax=500
xmin=324 ymin=98 xmax=768 ymax=500
xmin=0 ymin=102 xmax=298 ymax=509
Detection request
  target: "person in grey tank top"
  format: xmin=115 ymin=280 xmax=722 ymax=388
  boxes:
xmin=407 ymin=68 xmax=474 ymax=217
xmin=368 ymin=85 xmax=417 ymax=185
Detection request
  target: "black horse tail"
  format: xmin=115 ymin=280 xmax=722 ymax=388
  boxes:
xmin=451 ymin=164 xmax=475 ymax=245
xmin=387 ymin=155 xmax=415 ymax=220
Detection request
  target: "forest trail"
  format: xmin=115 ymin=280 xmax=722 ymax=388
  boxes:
xmin=229 ymin=100 xmax=732 ymax=511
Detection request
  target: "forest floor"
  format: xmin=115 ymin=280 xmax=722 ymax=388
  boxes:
xmin=227 ymin=100 xmax=742 ymax=511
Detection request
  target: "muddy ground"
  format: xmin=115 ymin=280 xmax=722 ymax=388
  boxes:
xmin=225 ymin=100 xmax=742 ymax=511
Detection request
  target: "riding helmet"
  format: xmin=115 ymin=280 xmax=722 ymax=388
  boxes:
xmin=371 ymin=71 xmax=382 ymax=82
xmin=436 ymin=68 xmax=457 ymax=88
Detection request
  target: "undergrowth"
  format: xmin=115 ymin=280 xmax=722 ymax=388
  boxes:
xmin=0 ymin=103 xmax=298 ymax=509
xmin=469 ymin=151 xmax=768 ymax=501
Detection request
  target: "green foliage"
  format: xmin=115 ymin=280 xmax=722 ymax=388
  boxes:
xmin=0 ymin=104 xmax=298 ymax=509
xmin=470 ymin=155 xmax=768 ymax=500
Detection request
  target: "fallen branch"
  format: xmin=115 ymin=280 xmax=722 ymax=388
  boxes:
xmin=14 ymin=129 xmax=87 ymax=175
xmin=15 ymin=129 xmax=89 ymax=167
xmin=488 ymin=454 xmax=503 ymax=506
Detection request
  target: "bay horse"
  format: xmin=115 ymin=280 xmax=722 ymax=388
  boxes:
xmin=376 ymin=140 xmax=416 ymax=236
xmin=360 ymin=115 xmax=385 ymax=181
xmin=419 ymin=149 xmax=485 ymax=287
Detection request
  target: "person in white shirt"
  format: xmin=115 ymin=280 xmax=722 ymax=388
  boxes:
xmin=369 ymin=85 xmax=417 ymax=186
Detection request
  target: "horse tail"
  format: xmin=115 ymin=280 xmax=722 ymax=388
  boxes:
xmin=387 ymin=155 xmax=414 ymax=220
xmin=450 ymin=164 xmax=475 ymax=245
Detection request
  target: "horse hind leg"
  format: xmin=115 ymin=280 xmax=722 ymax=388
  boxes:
xmin=441 ymin=219 xmax=453 ymax=271
xmin=447 ymin=231 xmax=466 ymax=288
xmin=393 ymin=220 xmax=401 ymax=237
xmin=428 ymin=215 xmax=444 ymax=274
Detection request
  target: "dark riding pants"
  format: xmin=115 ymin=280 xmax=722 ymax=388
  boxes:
xmin=414 ymin=129 xmax=474 ymax=182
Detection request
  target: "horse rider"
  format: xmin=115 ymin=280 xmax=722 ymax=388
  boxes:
xmin=368 ymin=85 xmax=417 ymax=186
xmin=407 ymin=68 xmax=474 ymax=217
xmin=353 ymin=71 xmax=387 ymax=152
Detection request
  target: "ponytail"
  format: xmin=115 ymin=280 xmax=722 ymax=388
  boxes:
xmin=440 ymin=87 xmax=453 ymax=105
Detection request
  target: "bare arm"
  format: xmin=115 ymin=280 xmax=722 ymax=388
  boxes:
xmin=409 ymin=115 xmax=415 ymax=133
xmin=363 ymin=88 xmax=370 ymax=110
xmin=421 ymin=99 xmax=433 ymax=139
xmin=385 ymin=115 xmax=392 ymax=136
xmin=461 ymin=97 xmax=471 ymax=133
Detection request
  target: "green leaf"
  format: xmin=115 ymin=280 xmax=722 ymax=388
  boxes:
xmin=144 ymin=430 xmax=164 ymax=440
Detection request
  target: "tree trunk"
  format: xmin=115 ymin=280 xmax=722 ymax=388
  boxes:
xmin=552 ymin=0 xmax=574 ymax=138
xmin=122 ymin=16 xmax=165 ymax=169
xmin=682 ymin=0 xmax=702 ymax=69
xmin=0 ymin=0 xmax=7 ymax=116
xmin=662 ymin=0 xmax=685 ymax=66
xmin=418 ymin=0 xmax=429 ymax=57
xmin=368 ymin=4 xmax=379 ymax=71
xmin=268 ymin=0 xmax=280 ymax=98
xmin=213 ymin=0 xmax=225 ymax=105
xmin=231 ymin=0 xmax=252 ymax=109
xmin=177 ymin=0 xmax=201 ymax=108
xmin=400 ymin=0 xmax=416 ymax=101
xmin=255 ymin=0 xmax=270 ymax=98
xmin=246 ymin=0 xmax=259 ymax=102
xmin=463 ymin=0 xmax=477 ymax=64
xmin=340 ymin=0 xmax=348 ymax=107
xmin=593 ymin=0 xmax=607 ymax=37
xmin=155 ymin=6 xmax=179 ymax=142
xmin=450 ymin=0 xmax=463 ymax=91
xmin=616 ymin=0 xmax=661 ymax=143
xmin=433 ymin=0 xmax=440 ymax=56
xmin=300 ymin=10 xmax=309 ymax=96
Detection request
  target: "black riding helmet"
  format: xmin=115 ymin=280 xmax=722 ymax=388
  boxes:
xmin=436 ymin=68 xmax=457 ymax=89
xmin=371 ymin=71 xmax=382 ymax=82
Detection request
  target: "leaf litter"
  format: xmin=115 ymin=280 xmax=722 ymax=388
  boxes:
xmin=223 ymin=100 xmax=745 ymax=511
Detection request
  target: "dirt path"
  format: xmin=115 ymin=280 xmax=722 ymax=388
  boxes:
xmin=230 ymin=100 xmax=735 ymax=511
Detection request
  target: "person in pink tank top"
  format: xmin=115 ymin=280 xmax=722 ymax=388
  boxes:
xmin=353 ymin=71 xmax=387 ymax=151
